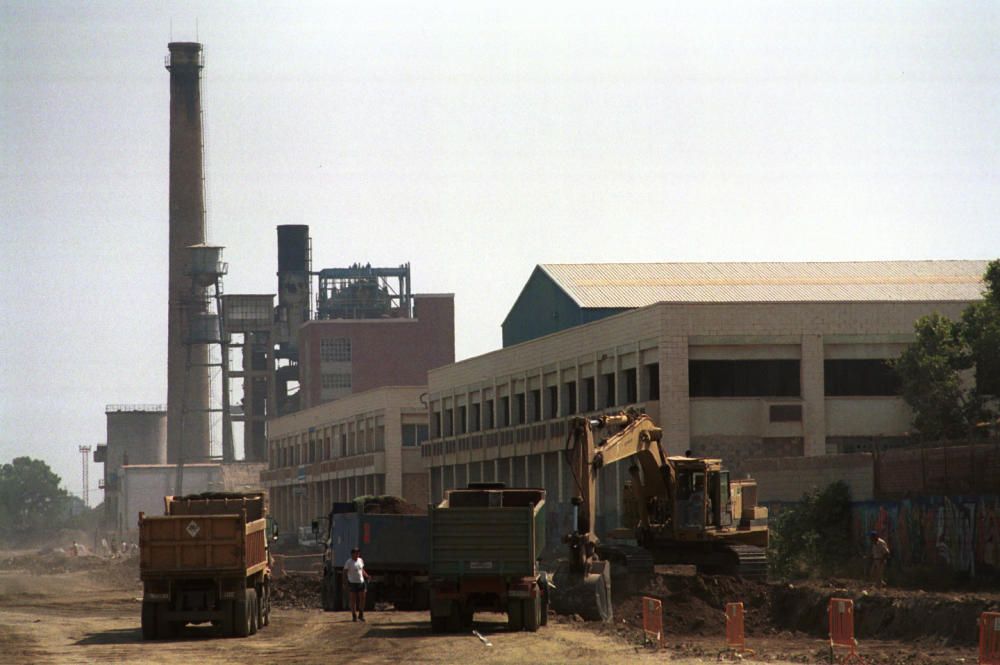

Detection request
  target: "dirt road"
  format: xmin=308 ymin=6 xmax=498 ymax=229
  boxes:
xmin=0 ymin=558 xmax=986 ymax=665
xmin=0 ymin=567 xmax=718 ymax=665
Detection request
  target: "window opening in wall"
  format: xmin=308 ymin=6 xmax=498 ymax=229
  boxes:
xmin=623 ymin=368 xmax=637 ymax=404
xmin=319 ymin=337 xmax=352 ymax=362
xmin=458 ymin=405 xmax=467 ymax=434
xmin=470 ymin=403 xmax=481 ymax=432
xmin=824 ymin=359 xmax=901 ymax=396
xmin=529 ymin=389 xmax=541 ymax=423
xmin=432 ymin=411 xmax=442 ymax=438
xmin=547 ymin=385 xmax=558 ymax=419
xmin=443 ymin=408 xmax=454 ymax=436
xmin=644 ymin=363 xmax=660 ymax=400
xmin=499 ymin=396 xmax=510 ymax=427
xmin=402 ymin=423 xmax=429 ymax=447
xmin=340 ymin=433 xmax=347 ymax=457
xmin=583 ymin=377 xmax=595 ymax=411
xmin=321 ymin=372 xmax=352 ymax=389
xmin=603 ymin=373 xmax=616 ymax=408
xmin=563 ymin=380 xmax=577 ymax=416
xmin=769 ymin=404 xmax=802 ymax=422
xmin=515 ymin=393 xmax=526 ymax=425
xmin=688 ymin=359 xmax=800 ymax=397
xmin=484 ymin=399 xmax=495 ymax=429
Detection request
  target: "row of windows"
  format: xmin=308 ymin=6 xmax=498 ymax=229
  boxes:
xmin=427 ymin=359 xmax=901 ymax=440
xmin=688 ymin=359 xmax=901 ymax=398
xmin=431 ymin=364 xmax=660 ymax=438
xmin=320 ymin=337 xmax=352 ymax=362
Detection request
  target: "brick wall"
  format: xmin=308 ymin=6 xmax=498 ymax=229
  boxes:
xmin=691 ymin=436 xmax=804 ymax=478
xmin=744 ymin=452 xmax=874 ymax=502
xmin=875 ymin=441 xmax=1000 ymax=498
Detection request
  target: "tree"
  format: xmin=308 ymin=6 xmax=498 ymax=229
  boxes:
xmin=892 ymin=259 xmax=1000 ymax=439
xmin=0 ymin=457 xmax=71 ymax=535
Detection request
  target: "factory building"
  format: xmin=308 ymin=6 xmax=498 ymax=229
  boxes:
xmin=421 ymin=260 xmax=987 ymax=543
xmin=94 ymin=405 xmax=167 ymax=532
xmin=262 ymin=386 xmax=430 ymax=533
xmin=299 ymin=293 xmax=454 ymax=409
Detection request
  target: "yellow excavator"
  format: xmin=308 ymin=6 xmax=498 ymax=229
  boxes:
xmin=552 ymin=410 xmax=769 ymax=621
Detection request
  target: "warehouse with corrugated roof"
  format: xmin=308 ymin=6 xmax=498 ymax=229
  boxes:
xmin=425 ymin=260 xmax=988 ymax=541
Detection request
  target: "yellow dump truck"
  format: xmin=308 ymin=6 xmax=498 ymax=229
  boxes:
xmin=139 ymin=492 xmax=274 ymax=639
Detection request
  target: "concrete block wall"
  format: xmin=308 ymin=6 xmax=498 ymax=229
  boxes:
xmin=744 ymin=452 xmax=874 ymax=502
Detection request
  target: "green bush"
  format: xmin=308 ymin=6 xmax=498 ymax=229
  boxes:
xmin=768 ymin=481 xmax=853 ymax=579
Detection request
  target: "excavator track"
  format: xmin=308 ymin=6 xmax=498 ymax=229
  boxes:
xmin=724 ymin=544 xmax=768 ymax=580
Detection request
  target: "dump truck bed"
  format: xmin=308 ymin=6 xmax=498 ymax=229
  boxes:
xmin=430 ymin=488 xmax=545 ymax=579
xmin=140 ymin=514 xmax=268 ymax=578
xmin=330 ymin=513 xmax=430 ymax=570
xmin=140 ymin=492 xmax=269 ymax=579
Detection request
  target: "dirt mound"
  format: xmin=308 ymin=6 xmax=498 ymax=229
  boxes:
xmin=771 ymin=581 xmax=1000 ymax=647
xmin=357 ymin=495 xmax=425 ymax=515
xmin=271 ymin=572 xmax=321 ymax=609
xmin=614 ymin=572 xmax=775 ymax=638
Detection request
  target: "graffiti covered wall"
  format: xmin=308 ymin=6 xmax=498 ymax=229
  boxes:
xmin=853 ymin=495 xmax=1000 ymax=578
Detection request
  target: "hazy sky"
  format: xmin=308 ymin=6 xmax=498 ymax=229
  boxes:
xmin=2 ymin=1 xmax=998 ymax=500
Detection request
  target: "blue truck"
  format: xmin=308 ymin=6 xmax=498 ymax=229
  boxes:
xmin=320 ymin=498 xmax=431 ymax=611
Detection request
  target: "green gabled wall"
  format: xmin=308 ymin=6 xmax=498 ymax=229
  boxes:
xmin=501 ymin=267 xmax=630 ymax=347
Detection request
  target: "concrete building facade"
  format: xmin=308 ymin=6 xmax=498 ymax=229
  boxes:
xmin=421 ymin=261 xmax=987 ymax=544
xmin=299 ymin=294 xmax=454 ymax=409
xmin=262 ymin=386 xmax=430 ymax=533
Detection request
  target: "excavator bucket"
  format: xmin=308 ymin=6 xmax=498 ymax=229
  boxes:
xmin=550 ymin=561 xmax=613 ymax=622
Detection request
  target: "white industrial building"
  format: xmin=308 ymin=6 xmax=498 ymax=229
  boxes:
xmin=420 ymin=260 xmax=988 ymax=539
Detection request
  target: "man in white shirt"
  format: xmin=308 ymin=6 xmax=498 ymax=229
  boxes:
xmin=343 ymin=547 xmax=371 ymax=622
xmin=868 ymin=531 xmax=890 ymax=587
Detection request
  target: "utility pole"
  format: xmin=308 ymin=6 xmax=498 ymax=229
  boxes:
xmin=78 ymin=445 xmax=91 ymax=507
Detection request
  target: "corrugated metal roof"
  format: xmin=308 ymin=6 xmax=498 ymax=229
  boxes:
xmin=539 ymin=260 xmax=989 ymax=308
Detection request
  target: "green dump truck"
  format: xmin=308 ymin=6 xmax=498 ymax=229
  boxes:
xmin=429 ymin=484 xmax=549 ymax=632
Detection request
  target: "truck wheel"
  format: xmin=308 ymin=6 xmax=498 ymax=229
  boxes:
xmin=234 ymin=593 xmax=251 ymax=637
xmin=320 ymin=576 xmax=331 ymax=610
xmin=141 ymin=602 xmax=158 ymax=640
xmin=332 ymin=570 xmax=345 ymax=610
xmin=414 ymin=585 xmax=431 ymax=612
xmin=248 ymin=589 xmax=259 ymax=635
xmin=446 ymin=601 xmax=463 ymax=632
xmin=157 ymin=605 xmax=178 ymax=640
xmin=539 ymin=585 xmax=549 ymax=627
xmin=430 ymin=615 xmax=449 ymax=633
xmin=523 ymin=595 xmax=541 ymax=632
xmin=507 ymin=599 xmax=524 ymax=631
xmin=260 ymin=582 xmax=270 ymax=627
xmin=220 ymin=600 xmax=234 ymax=637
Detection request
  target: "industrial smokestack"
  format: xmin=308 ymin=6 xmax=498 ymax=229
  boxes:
xmin=165 ymin=42 xmax=211 ymax=464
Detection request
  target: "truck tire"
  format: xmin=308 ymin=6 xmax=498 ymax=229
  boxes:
xmin=141 ymin=602 xmax=158 ymax=640
xmin=507 ymin=599 xmax=524 ymax=632
xmin=430 ymin=615 xmax=449 ymax=633
xmin=523 ymin=595 xmax=541 ymax=632
xmin=157 ymin=605 xmax=179 ymax=640
xmin=220 ymin=599 xmax=234 ymax=637
xmin=446 ymin=601 xmax=463 ymax=633
xmin=320 ymin=576 xmax=330 ymax=610
xmin=413 ymin=585 xmax=430 ymax=611
xmin=333 ymin=569 xmax=345 ymax=610
xmin=234 ymin=592 xmax=251 ymax=637
xmin=536 ymin=573 xmax=550 ymax=627
xmin=259 ymin=581 xmax=270 ymax=627
xmin=248 ymin=589 xmax=259 ymax=635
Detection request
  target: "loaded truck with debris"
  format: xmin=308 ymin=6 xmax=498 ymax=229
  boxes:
xmin=429 ymin=484 xmax=550 ymax=632
xmin=139 ymin=492 xmax=275 ymax=639
xmin=320 ymin=496 xmax=431 ymax=611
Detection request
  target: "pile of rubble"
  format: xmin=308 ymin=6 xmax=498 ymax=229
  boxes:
xmin=270 ymin=572 xmax=321 ymax=609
